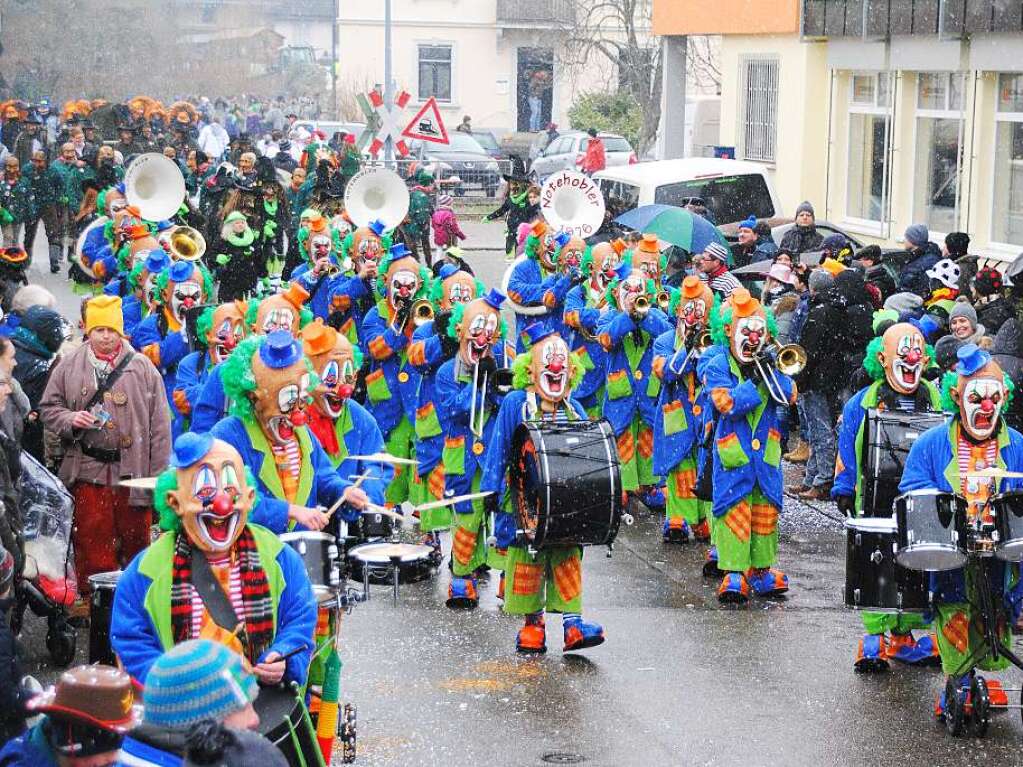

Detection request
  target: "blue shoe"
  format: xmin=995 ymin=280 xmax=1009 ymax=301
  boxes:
xmin=717 ymin=572 xmax=750 ymax=604
xmin=642 ymin=487 xmax=666 ymax=510
xmin=445 ymin=576 xmax=479 ymax=609
xmin=854 ymin=634 xmax=890 ymax=673
xmin=747 ymin=568 xmax=789 ymax=597
xmin=662 ymin=517 xmax=690 ymax=544
xmin=889 ymin=632 xmax=940 ymax=666
xmin=702 ymin=546 xmax=721 ymax=578
xmin=563 ymin=617 xmax=605 ymax=651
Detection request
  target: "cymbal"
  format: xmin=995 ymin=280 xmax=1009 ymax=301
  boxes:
xmin=415 ymin=491 xmax=492 ymax=512
xmin=120 ymin=476 xmax=158 ymax=490
xmin=965 ymin=467 xmax=1023 ymax=479
xmin=346 ymin=453 xmax=419 ymax=466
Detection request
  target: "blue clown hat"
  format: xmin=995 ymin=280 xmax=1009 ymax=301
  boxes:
xmin=481 ymin=288 xmax=506 ymax=311
xmin=142 ymin=249 xmax=172 ymax=275
xmin=612 ymin=261 xmax=631 ymax=282
xmin=522 ymin=322 xmax=557 ymax=348
xmin=437 ymin=263 xmax=459 ymax=280
xmin=368 ymin=219 xmax=387 ymax=237
xmin=168 ymin=260 xmax=196 ymax=283
xmin=155 ymin=220 xmax=175 ymax=232
xmin=259 ymin=330 xmax=302 ymax=369
xmin=553 ymin=231 xmax=572 ymax=251
xmin=171 ymin=432 xmax=213 ymax=468
xmin=388 ymin=243 xmax=412 ymax=261
xmin=90 ymin=243 xmax=114 ymax=262
xmin=956 ymin=343 xmax=991 ymax=377
xmin=910 ymin=312 xmax=942 ymax=341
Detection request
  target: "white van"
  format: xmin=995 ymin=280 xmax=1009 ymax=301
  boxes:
xmin=593 ymin=158 xmax=781 ymax=226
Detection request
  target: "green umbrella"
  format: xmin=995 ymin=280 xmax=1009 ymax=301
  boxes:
xmin=615 ymin=204 xmax=730 ymax=256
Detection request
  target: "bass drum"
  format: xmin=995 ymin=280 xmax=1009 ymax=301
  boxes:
xmin=509 ymin=418 xmax=622 ymax=549
xmin=844 ymin=517 xmax=930 ymax=612
xmin=87 ymin=571 xmax=121 ymax=665
xmin=254 ymin=685 xmax=324 ymax=767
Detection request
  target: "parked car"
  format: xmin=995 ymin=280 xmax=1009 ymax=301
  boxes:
xmin=408 ymin=133 xmax=502 ymax=196
xmin=593 ymin=158 xmax=781 ymax=226
xmin=471 ymin=130 xmax=505 ymax=160
xmin=529 ymin=131 xmax=636 ymax=182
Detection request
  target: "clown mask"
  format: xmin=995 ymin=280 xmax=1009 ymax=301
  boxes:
xmin=386 ymin=257 xmax=421 ymax=313
xmin=166 ymin=439 xmax=255 ymax=553
xmin=308 ymin=335 xmax=357 ymax=419
xmin=616 ymin=274 xmax=647 ymax=314
xmin=731 ymin=313 xmax=767 ymax=363
xmin=207 ymin=302 xmax=247 ymax=365
xmin=632 ymin=246 xmax=661 ymax=282
xmin=538 ymin=231 xmax=558 ymax=272
xmin=352 ymin=227 xmax=382 ymax=266
xmin=878 ymin=323 xmax=928 ymax=395
xmin=589 ymin=242 xmax=622 ymax=295
xmin=256 ymin=295 xmax=300 ymax=336
xmin=331 ymin=215 xmax=352 ymax=240
xmin=105 ymin=191 xmax=128 ymax=218
xmin=678 ymin=282 xmax=713 ymax=344
xmin=954 ymin=368 xmax=1006 ymax=441
xmin=440 ymin=271 xmax=477 ymax=311
xmin=529 ymin=334 xmax=573 ymax=405
xmin=558 ymin=236 xmax=586 ymax=275
xmin=251 ymin=346 xmax=312 ymax=446
xmin=162 ymin=269 xmax=205 ymax=327
xmin=457 ymin=300 xmax=501 ymax=367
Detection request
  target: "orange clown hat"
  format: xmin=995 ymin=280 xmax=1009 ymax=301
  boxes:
xmin=637 ymin=233 xmax=660 ymax=254
xmin=301 ymin=319 xmax=338 ymax=357
xmin=307 ymin=213 xmax=328 ymax=234
xmin=681 ymin=275 xmax=706 ymax=299
xmin=530 ymin=220 xmax=548 ymax=239
xmin=610 ymin=238 xmax=627 ymax=256
xmin=281 ymin=282 xmax=310 ymax=310
xmin=730 ymin=288 xmax=762 ymax=319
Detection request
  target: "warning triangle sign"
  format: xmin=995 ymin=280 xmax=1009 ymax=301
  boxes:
xmin=401 ymin=97 xmax=450 ymax=145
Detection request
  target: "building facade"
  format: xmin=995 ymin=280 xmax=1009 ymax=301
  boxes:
xmin=337 ymin=0 xmax=628 ymax=134
xmin=655 ymin=0 xmax=1023 ymax=261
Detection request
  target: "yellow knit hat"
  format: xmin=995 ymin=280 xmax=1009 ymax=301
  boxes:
xmin=821 ymin=257 xmax=846 ymax=277
xmin=85 ymin=295 xmax=125 ymax=336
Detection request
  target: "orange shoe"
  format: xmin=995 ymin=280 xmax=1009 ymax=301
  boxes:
xmin=717 ymin=572 xmax=750 ymax=604
xmin=497 ymin=572 xmax=505 ymax=601
xmin=516 ymin=619 xmax=546 ymax=654
xmin=692 ymin=519 xmax=711 ymax=542
xmin=986 ymin=679 xmax=1009 ymax=707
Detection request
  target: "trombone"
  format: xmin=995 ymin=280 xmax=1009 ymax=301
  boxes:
xmin=753 ymin=342 xmax=807 ymax=405
xmin=669 ymin=327 xmax=712 ymax=374
xmin=469 ymin=359 xmax=489 ymax=437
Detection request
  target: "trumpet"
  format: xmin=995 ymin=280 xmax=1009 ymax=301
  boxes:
xmin=668 ymin=327 xmax=712 ymax=373
xmin=411 ymin=299 xmax=435 ymax=327
xmin=656 ymin=289 xmax=671 ymax=311
xmin=753 ymin=342 xmax=807 ymax=405
xmin=168 ymin=226 xmax=206 ymax=262
xmin=632 ymin=294 xmax=651 ymax=319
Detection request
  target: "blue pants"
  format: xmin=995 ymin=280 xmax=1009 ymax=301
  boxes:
xmin=802 ymin=390 xmax=836 ymax=488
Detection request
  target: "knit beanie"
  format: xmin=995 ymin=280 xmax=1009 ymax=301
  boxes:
xmin=703 ymin=242 xmax=729 ymax=263
xmin=934 ymin=334 xmax=964 ymax=371
xmin=905 ymin=223 xmax=929 ymax=248
xmin=795 ymin=201 xmax=814 ymax=218
xmin=945 ymin=231 xmax=971 ymax=258
xmin=737 ymin=215 xmax=757 ymax=232
xmin=884 ymin=291 xmax=924 ymax=316
xmin=143 ymin=640 xmax=258 ymax=731
xmin=949 ymin=298 xmax=978 ymax=329
xmin=808 ymin=268 xmax=833 ymax=293
xmin=84 ymin=295 xmax=125 ymax=337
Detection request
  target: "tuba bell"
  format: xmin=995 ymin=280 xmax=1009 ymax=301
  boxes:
xmin=124 ymin=153 xmax=186 ymax=222
xmin=343 ymin=166 xmax=410 ymax=231
xmin=539 ymin=170 xmax=606 ymax=239
xmin=167 ymin=226 xmax=207 ymax=262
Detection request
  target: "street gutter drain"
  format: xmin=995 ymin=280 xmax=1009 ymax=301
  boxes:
xmin=541 ymin=753 xmax=586 ymax=764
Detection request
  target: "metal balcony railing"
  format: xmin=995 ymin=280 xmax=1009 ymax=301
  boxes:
xmin=802 ymin=0 xmax=1023 ymax=38
xmin=496 ymin=0 xmax=576 ymax=28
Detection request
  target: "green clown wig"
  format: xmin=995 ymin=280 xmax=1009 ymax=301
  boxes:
xmin=193 ymin=305 xmax=216 ymax=351
xmin=374 ymin=251 xmax=432 ymax=302
xmin=602 ymin=274 xmax=658 ymax=311
xmin=862 ymin=336 xmax=937 ymax=382
xmin=709 ymin=297 xmax=777 ymax=347
xmin=510 ymin=343 xmax=586 ymax=392
xmin=219 ymin=335 xmax=318 ymax=421
xmin=939 ymin=369 xmax=1015 ymax=414
xmin=429 ymin=273 xmax=486 ymax=306
xmin=153 ymin=262 xmax=214 ymax=307
xmin=446 ymin=300 xmax=509 ymax=342
xmin=340 ymin=229 xmax=393 ymax=262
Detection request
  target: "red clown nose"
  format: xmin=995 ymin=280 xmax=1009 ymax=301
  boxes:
xmin=211 ymin=492 xmax=233 ymax=517
xmin=290 ymin=409 xmax=307 ymax=427
xmin=338 ymin=384 xmax=354 ymax=399
xmin=905 ymin=349 xmax=922 ymax=365
xmin=981 ymin=398 xmax=996 ymax=414
xmin=548 ymin=359 xmax=564 ymax=373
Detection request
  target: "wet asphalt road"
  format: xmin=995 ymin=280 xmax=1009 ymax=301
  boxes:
xmin=14 ymin=226 xmax=1023 ymax=765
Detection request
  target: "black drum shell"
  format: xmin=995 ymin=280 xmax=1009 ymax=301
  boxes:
xmin=88 ymin=571 xmax=121 ymax=665
xmin=861 ymin=409 xmax=949 ymax=517
xmin=509 ymin=418 xmax=622 ymax=549
xmin=992 ymin=490 xmax=1023 ymax=562
xmin=347 ymin=542 xmax=433 ymax=584
xmin=844 ymin=518 xmax=930 ymax=612
xmin=280 ymin=531 xmax=341 ymax=600
xmin=254 ymin=686 xmax=320 ymax=767
xmin=894 ymin=490 xmax=968 ymax=572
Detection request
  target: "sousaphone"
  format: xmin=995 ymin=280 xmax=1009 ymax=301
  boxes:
xmin=343 ymin=166 xmax=410 ymax=231
xmin=125 ymin=153 xmax=186 ymax=222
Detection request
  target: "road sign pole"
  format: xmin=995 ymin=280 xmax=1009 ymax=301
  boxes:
xmin=384 ymin=0 xmax=393 ymax=165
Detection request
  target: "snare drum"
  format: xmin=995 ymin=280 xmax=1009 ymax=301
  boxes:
xmin=844 ymin=517 xmax=929 ymax=612
xmin=509 ymin=418 xmax=622 ymax=549
xmin=991 ymin=490 xmax=1023 ymax=562
xmin=254 ymin=685 xmax=325 ymax=767
xmin=280 ymin=532 xmax=340 ymax=600
xmin=347 ymin=542 xmax=434 ymax=585
xmin=894 ymin=490 xmax=967 ymax=571
xmin=87 ymin=571 xmax=121 ymax=665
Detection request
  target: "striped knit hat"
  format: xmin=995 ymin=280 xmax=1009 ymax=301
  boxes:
xmin=143 ymin=640 xmax=258 ymax=731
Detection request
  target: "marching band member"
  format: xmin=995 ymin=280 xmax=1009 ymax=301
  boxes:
xmin=210 ymin=330 xmax=369 ymax=533
xmin=435 ymin=289 xmax=508 ymax=608
xmin=507 ymin=220 xmax=563 ymax=351
xmin=629 ymin=233 xmax=664 ymax=285
xmin=301 ymin=319 xmax=390 ymax=509
xmin=190 ymin=283 xmax=311 ymax=433
xmin=291 ymin=213 xmax=345 ymax=322
xmin=173 ymin=300 xmax=248 ymax=426
xmin=898 ymin=345 xmax=1023 ymax=715
xmin=482 ymin=324 xmax=603 ymax=653
xmin=704 ymin=288 xmax=793 ymax=603
xmin=111 ymin=433 xmax=317 ymax=686
xmin=360 ymin=244 xmax=431 ymax=505
xmin=333 ymin=219 xmax=389 ymax=345
xmin=833 ymin=322 xmax=942 ymax=671
xmin=596 ymin=263 xmax=673 ymax=504
xmin=133 ymin=259 xmax=213 ymax=438
xmin=119 ymin=248 xmax=171 ymax=341
xmin=652 ymin=276 xmax=715 ymax=543
xmin=562 ymin=239 xmax=624 ymax=418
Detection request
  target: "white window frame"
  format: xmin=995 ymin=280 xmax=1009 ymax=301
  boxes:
xmin=844 ymin=71 xmax=893 ymax=235
xmin=416 ymin=42 xmax=455 ymax=104
xmin=738 ymin=56 xmax=779 ymax=165
xmin=988 ymin=72 xmax=1023 ymax=252
xmin=911 ymin=71 xmax=967 ymax=241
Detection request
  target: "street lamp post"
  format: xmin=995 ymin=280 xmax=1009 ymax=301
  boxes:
xmin=331 ymin=0 xmax=339 ymax=119
xmin=384 ymin=0 xmax=393 ymax=164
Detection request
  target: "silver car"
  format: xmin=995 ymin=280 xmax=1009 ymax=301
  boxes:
xmin=529 ymin=131 xmax=636 ymax=183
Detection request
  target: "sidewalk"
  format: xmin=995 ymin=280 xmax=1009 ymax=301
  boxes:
xmin=459 ymin=218 xmax=508 ymax=252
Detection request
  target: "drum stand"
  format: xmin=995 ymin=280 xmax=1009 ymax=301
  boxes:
xmin=940 ymin=553 xmax=1023 ymax=738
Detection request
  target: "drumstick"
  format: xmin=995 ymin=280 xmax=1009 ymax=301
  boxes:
xmin=415 ymin=491 xmax=492 ymax=512
xmin=323 ymin=474 xmax=370 ymax=520
xmin=362 ymin=503 xmax=408 ymax=523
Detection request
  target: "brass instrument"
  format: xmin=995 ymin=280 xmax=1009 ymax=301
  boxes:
xmin=411 ymin=299 xmax=435 ymax=327
xmin=668 ymin=327 xmax=712 ymax=373
xmin=168 ymin=226 xmax=207 ymax=262
xmin=632 ymin=294 xmax=651 ymax=319
xmin=656 ymin=289 xmax=672 ymax=312
xmin=470 ymin=360 xmax=490 ymax=437
xmin=753 ymin=342 xmax=807 ymax=405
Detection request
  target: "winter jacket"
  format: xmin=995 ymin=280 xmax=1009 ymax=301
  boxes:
xmin=798 ymin=288 xmax=847 ymax=394
xmin=431 ymin=208 xmax=466 ymax=248
xmin=833 ymin=270 xmax=875 ymax=382
xmin=976 ymin=295 xmax=1015 ymax=338
xmin=0 ymin=598 xmax=25 ymax=744
xmin=778 ymin=225 xmax=822 ymax=255
xmin=897 ymin=243 xmax=942 ymax=298
xmin=0 ymin=721 xmax=57 ymax=767
xmin=992 ymin=318 xmax=1023 ymax=434
xmin=189 ymin=364 xmax=227 ymax=434
xmin=581 ymin=137 xmax=606 ymax=174
xmin=485 ymin=193 xmax=538 ymax=234
xmin=768 ymin=290 xmax=800 ymax=346
xmin=562 ymin=283 xmax=609 ymax=406
xmin=11 ymin=306 xmax=63 ymax=408
xmin=359 ymin=303 xmax=422 ymax=438
xmin=731 ymin=237 xmax=778 ymax=268
xmin=0 ymin=176 xmax=33 ymax=223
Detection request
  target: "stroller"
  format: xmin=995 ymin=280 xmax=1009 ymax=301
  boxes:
xmin=9 ymin=450 xmax=78 ymax=666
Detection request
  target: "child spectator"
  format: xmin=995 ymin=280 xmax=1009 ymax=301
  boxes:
xmin=431 ymin=194 xmax=466 ymax=264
